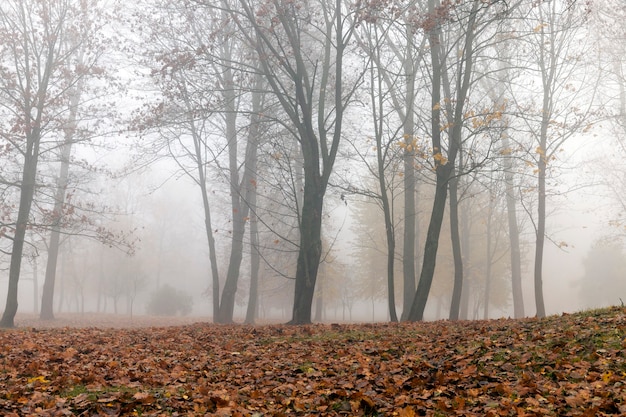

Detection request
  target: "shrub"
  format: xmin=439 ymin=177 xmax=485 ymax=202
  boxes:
xmin=146 ymin=284 xmax=193 ymax=316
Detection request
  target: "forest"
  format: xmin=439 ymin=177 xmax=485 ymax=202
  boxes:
xmin=0 ymin=0 xmax=625 ymax=328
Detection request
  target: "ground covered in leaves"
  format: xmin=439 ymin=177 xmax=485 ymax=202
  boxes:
xmin=0 ymin=308 xmax=625 ymax=416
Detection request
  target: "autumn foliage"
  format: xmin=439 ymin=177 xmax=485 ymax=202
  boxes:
xmin=0 ymin=307 xmax=625 ymax=416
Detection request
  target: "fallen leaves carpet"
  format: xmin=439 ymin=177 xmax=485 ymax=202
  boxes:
xmin=0 ymin=307 xmax=625 ymax=416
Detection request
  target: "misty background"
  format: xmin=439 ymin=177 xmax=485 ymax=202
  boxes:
xmin=0 ymin=0 xmax=624 ymax=325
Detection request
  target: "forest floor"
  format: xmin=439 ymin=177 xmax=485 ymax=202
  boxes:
xmin=0 ymin=308 xmax=624 ymax=416
xmin=13 ymin=312 xmax=206 ymax=329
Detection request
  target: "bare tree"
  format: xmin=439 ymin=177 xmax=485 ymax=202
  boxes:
xmin=0 ymin=0 xmax=119 ymax=327
xmin=511 ymin=0 xmax=595 ymax=317
xmin=407 ymin=0 xmax=481 ymax=321
xmin=230 ymin=0 xmax=366 ymax=324
xmin=352 ymin=0 xmax=432 ymax=321
xmin=39 ymin=1 xmax=118 ymax=320
xmin=135 ymin=0 xmax=275 ymax=323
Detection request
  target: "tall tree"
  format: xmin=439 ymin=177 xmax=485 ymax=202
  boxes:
xmin=212 ymin=2 xmax=268 ymax=323
xmin=513 ymin=0 xmax=594 ymax=317
xmin=352 ymin=15 xmax=408 ymax=322
xmin=440 ymin=0 xmax=516 ymax=320
xmin=0 ymin=0 xmax=113 ymax=327
xmin=39 ymin=1 xmax=115 ymax=320
xmin=406 ymin=0 xmax=520 ymax=321
xmin=136 ymin=0 xmax=271 ymax=323
xmin=407 ymin=0 xmax=483 ymax=321
xmin=355 ymin=0 xmax=430 ymax=320
xmin=483 ymin=56 xmax=526 ymax=318
xmin=243 ymin=72 xmax=265 ymax=324
xmin=232 ymin=0 xmax=366 ymax=324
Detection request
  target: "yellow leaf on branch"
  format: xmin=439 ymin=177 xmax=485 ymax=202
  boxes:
xmin=433 ymin=152 xmax=448 ymax=165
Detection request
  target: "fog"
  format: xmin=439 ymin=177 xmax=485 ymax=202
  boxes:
xmin=3 ymin=152 xmax=618 ymax=324
xmin=1 ymin=0 xmax=625 ymax=326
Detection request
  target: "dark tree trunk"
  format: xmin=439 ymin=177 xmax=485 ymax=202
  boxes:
xmin=407 ymin=164 xmax=452 ymax=321
xmin=244 ymin=214 xmax=260 ymax=324
xmin=406 ymin=4 xmax=446 ymax=321
xmin=288 ymin=176 xmax=324 ymax=324
xmin=1 ymin=143 xmax=39 ymax=328
xmin=385 ymin=227 xmax=398 ymax=322
xmin=448 ymin=169 xmax=463 ymax=320
xmin=40 ymin=229 xmax=61 ymax=320
xmin=217 ymin=207 xmax=245 ymax=323
xmin=440 ymin=2 xmax=479 ymax=320
xmin=534 ymin=24 xmax=552 ymax=318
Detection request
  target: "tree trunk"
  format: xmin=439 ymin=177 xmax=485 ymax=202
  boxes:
xmin=236 ymin=0 xmax=351 ymax=324
xmin=534 ymin=11 xmax=552 ymax=319
xmin=459 ymin=201 xmax=471 ymax=319
xmin=407 ymin=164 xmax=452 ymax=321
xmin=401 ymin=24 xmax=417 ymax=321
xmin=244 ymin=74 xmax=263 ymax=325
xmin=0 ymin=143 xmax=39 ymax=328
xmin=401 ymin=145 xmax=416 ymax=322
xmin=288 ymin=176 xmax=324 ymax=324
xmin=217 ymin=44 xmax=246 ymax=324
xmin=314 ymin=277 xmax=323 ymax=322
xmin=191 ymin=125 xmax=221 ymax=322
xmin=383 ymin=201 xmax=397 ymax=322
xmin=217 ymin=207 xmax=245 ymax=323
xmin=376 ymin=90 xmax=397 ymax=322
xmin=407 ymin=3 xmax=447 ymax=321
xmin=57 ymin=253 xmax=66 ymax=314
xmin=534 ymin=139 xmax=547 ymax=318
xmin=40 ymin=226 xmax=62 ymax=320
xmin=244 ymin=212 xmax=260 ymax=324
xmin=200 ymin=181 xmax=221 ymax=322
xmin=32 ymin=252 xmax=39 ymax=315
xmin=40 ymin=130 xmax=75 ymax=320
xmin=503 ymin=133 xmax=525 ymax=318
xmin=440 ymin=1 xmax=479 ymax=320
xmin=448 ymin=169 xmax=463 ymax=320
xmin=483 ymin=200 xmax=493 ymax=320
xmin=40 ymin=48 xmax=84 ymax=320
xmin=407 ymin=0 xmax=478 ymax=321
xmin=385 ymin=236 xmax=398 ymax=321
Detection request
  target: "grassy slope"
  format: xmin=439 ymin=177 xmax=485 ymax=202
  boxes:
xmin=0 ymin=307 xmax=624 ymax=416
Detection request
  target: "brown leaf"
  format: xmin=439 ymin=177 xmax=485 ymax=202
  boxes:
xmin=0 ymin=307 xmax=623 ymax=416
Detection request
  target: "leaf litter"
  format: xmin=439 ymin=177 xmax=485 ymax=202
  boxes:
xmin=0 ymin=307 xmax=624 ymax=416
